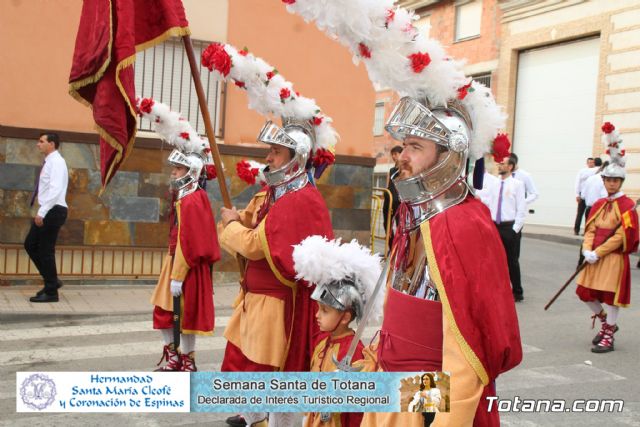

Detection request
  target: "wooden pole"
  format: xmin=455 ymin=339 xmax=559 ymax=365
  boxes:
xmin=182 ymin=35 xmax=232 ymax=209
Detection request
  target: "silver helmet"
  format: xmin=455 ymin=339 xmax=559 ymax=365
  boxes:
xmin=601 ymin=163 xmax=626 ymax=180
xmin=385 ymin=96 xmax=472 ymax=226
xmin=257 ymin=118 xmax=314 ymax=188
xmin=168 ymin=149 xmax=204 ymax=199
xmin=311 ymin=278 xmax=365 ymax=322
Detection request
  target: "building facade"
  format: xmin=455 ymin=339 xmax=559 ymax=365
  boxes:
xmin=497 ymin=0 xmax=640 ymax=226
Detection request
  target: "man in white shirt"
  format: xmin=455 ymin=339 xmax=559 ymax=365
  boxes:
xmin=582 ymin=161 xmax=608 ymax=219
xmin=484 ymin=156 xmax=527 ymax=302
xmin=25 ymin=132 xmax=69 ymax=303
xmin=509 ymin=153 xmax=538 ymax=206
xmin=574 ymin=157 xmax=600 ymax=235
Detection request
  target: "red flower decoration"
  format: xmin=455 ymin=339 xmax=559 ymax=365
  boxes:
xmin=239 ymin=47 xmax=249 ymax=56
xmin=492 ymin=133 xmax=511 ymax=163
xmin=358 ymin=42 xmax=372 ymax=59
xmin=312 ymin=116 xmax=323 ymax=126
xmin=266 ymin=70 xmax=276 ymax=80
xmin=236 ymin=160 xmax=259 ymax=185
xmin=139 ymin=98 xmax=154 ymax=114
xmin=203 ymin=148 xmax=211 ymax=154
xmin=205 ymin=164 xmax=217 ymax=180
xmin=408 ymin=52 xmax=431 ymax=73
xmin=601 ymin=122 xmax=615 ymax=134
xmin=234 ymin=80 xmax=246 ymax=88
xmin=385 ymin=9 xmax=395 ymax=26
xmin=620 ymin=149 xmax=626 ymax=156
xmin=312 ymin=148 xmax=335 ymax=168
xmin=280 ymin=88 xmax=291 ymax=100
xmin=201 ymin=42 xmax=232 ymax=77
xmin=282 ymin=0 xmax=296 ymax=4
xmin=457 ymin=82 xmax=472 ymax=100
xmin=180 ymin=132 xmax=190 ymax=141
xmin=606 ymin=149 xmax=610 ymax=155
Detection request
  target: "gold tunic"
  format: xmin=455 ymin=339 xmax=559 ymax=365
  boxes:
xmin=577 ymin=201 xmax=625 ymax=294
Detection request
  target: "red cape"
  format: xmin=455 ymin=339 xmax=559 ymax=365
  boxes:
xmin=585 ymin=195 xmax=639 ymax=306
xmin=259 ymin=184 xmax=334 ymax=371
xmin=424 ymin=196 xmax=522 ymax=426
xmin=178 ymin=189 xmax=220 ymax=332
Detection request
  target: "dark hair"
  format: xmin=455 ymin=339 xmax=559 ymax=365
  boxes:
xmin=40 ymin=132 xmax=60 ymax=149
xmin=509 ymin=153 xmax=519 ymax=165
xmin=420 ymin=373 xmax=436 ymax=390
xmin=390 ymin=146 xmax=403 ymax=155
xmin=506 ymin=157 xmax=517 ymax=170
xmin=600 ymin=161 xmax=609 ymax=171
xmin=587 ymin=157 xmax=594 ymax=161
xmin=594 ymin=157 xmax=603 ymax=167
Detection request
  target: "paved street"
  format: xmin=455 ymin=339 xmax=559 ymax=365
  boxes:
xmin=1 ymin=237 xmax=639 ymax=426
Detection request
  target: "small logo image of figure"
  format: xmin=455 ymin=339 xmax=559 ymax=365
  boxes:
xmin=20 ymin=373 xmax=57 ymax=410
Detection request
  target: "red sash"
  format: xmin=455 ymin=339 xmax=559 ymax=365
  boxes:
xmin=594 ymin=227 xmax=619 ymax=253
xmin=377 ymin=287 xmax=443 ymax=372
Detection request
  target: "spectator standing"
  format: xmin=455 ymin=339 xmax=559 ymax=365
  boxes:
xmin=575 ymin=157 xmax=601 ymax=235
xmin=382 ymin=145 xmax=402 ymax=235
xmin=25 ymin=132 xmax=68 ymax=303
xmin=485 ymin=156 xmax=527 ymax=302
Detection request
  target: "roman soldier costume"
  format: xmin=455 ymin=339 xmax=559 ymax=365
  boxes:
xmin=576 ymin=122 xmax=639 ymax=353
xmin=293 ymin=236 xmax=383 ymax=427
xmin=139 ymin=99 xmax=221 ymax=372
xmin=281 ymin=1 xmax=523 ymax=425
xmin=201 ymin=43 xmax=336 ymax=427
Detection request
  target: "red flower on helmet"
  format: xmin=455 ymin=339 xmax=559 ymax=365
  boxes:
xmin=180 ymin=132 xmax=190 ymax=141
xmin=492 ymin=133 xmax=511 ymax=163
xmin=239 ymin=47 xmax=249 ymax=56
xmin=358 ymin=42 xmax=372 ymax=59
xmin=457 ymin=82 xmax=473 ymax=100
xmin=385 ymin=9 xmax=395 ymax=26
xmin=408 ymin=52 xmax=431 ymax=73
xmin=205 ymin=164 xmax=217 ymax=180
xmin=266 ymin=70 xmax=277 ymax=80
xmin=282 ymin=0 xmax=296 ymax=4
xmin=139 ymin=98 xmax=154 ymax=114
xmin=201 ymin=43 xmax=232 ymax=77
xmin=312 ymin=148 xmax=335 ymax=168
xmin=280 ymin=88 xmax=291 ymax=101
xmin=234 ymin=80 xmax=246 ymax=88
xmin=312 ymin=116 xmax=323 ymax=126
xmin=601 ymin=122 xmax=615 ymax=134
xmin=236 ymin=160 xmax=259 ymax=185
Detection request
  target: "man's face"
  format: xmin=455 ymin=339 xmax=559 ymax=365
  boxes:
xmin=265 ymin=144 xmax=292 ymax=170
xmin=498 ymin=160 xmax=513 ymax=176
xmin=398 ymin=136 xmax=440 ymax=179
xmin=603 ymin=177 xmax=623 ymax=195
xmin=170 ymin=165 xmax=188 ymax=180
xmin=587 ymin=159 xmax=595 ymax=168
xmin=37 ymin=135 xmax=55 ymax=155
xmin=391 ymin=151 xmax=401 ymax=164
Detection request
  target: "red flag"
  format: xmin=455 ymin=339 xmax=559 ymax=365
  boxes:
xmin=69 ymin=0 xmax=189 ymax=188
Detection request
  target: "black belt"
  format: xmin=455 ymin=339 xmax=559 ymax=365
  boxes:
xmin=494 ymin=220 xmax=515 ymax=226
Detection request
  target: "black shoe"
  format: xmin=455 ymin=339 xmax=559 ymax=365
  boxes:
xmin=514 ymin=295 xmax=524 ymax=302
xmin=226 ymin=415 xmax=247 ymax=427
xmin=36 ymin=280 xmax=63 ymax=297
xmin=30 ymin=293 xmax=59 ymax=303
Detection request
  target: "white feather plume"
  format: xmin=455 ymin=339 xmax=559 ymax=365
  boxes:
xmin=201 ymin=43 xmax=338 ymax=152
xmin=293 ymin=236 xmax=384 ymax=323
xmin=283 ymin=0 xmax=506 ymax=158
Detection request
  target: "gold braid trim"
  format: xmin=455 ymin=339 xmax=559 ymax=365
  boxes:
xmin=421 ymin=221 xmax=490 ymax=386
xmin=68 ymin=0 xmax=113 ymax=98
xmin=257 ymin=218 xmax=298 ymax=370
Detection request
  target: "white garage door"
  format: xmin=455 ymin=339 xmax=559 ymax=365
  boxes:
xmin=513 ymin=37 xmax=600 ymax=227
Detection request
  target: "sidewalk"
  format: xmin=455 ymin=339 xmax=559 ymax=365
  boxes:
xmin=522 ymin=224 xmax=583 ymax=246
xmin=0 ymin=282 xmax=241 ymax=316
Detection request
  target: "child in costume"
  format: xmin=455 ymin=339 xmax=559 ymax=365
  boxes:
xmin=293 ymin=236 xmax=382 ymax=427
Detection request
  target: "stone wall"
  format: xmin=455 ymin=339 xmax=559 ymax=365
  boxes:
xmin=0 ymin=134 xmax=374 ymax=282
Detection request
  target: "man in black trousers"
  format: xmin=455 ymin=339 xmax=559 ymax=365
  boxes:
xmin=25 ymin=132 xmax=69 ymax=303
xmin=484 ymin=156 xmax=527 ymax=302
